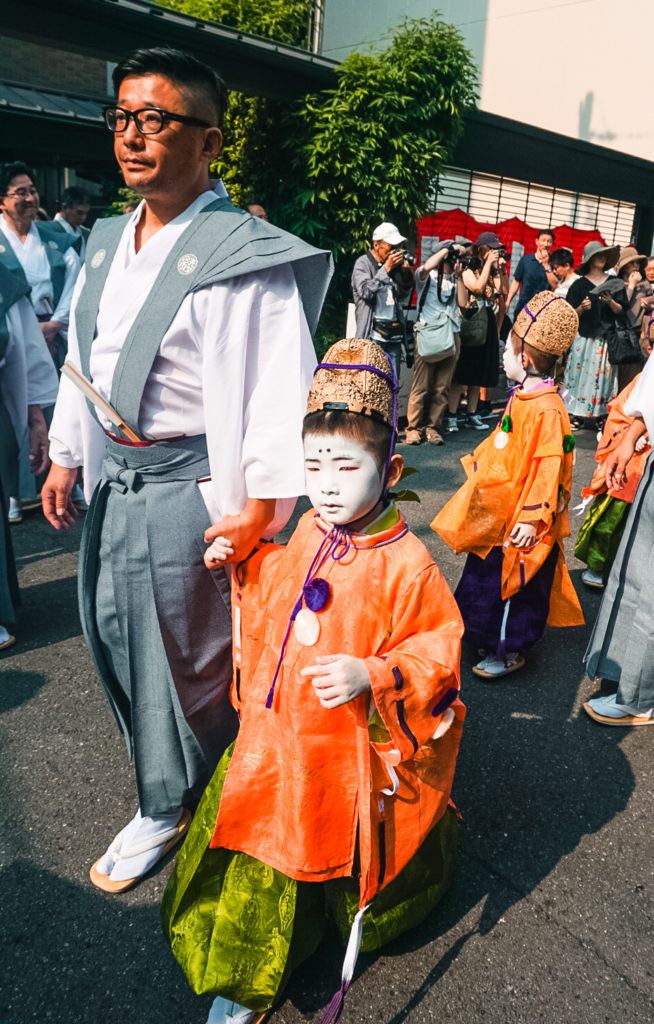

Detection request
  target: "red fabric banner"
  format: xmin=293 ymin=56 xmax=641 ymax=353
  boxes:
xmin=416 ymin=209 xmax=606 ymax=270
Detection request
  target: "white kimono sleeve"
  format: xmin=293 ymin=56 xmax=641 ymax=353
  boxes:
xmin=7 ymin=297 xmax=58 ymax=407
xmin=198 ymin=263 xmax=316 ymax=534
xmin=49 ymin=268 xmax=107 ymax=493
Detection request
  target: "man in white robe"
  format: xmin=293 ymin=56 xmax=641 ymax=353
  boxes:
xmin=0 ymin=161 xmax=81 ymax=519
xmin=0 ymin=262 xmax=58 ymax=646
xmin=42 ymin=46 xmax=332 ymax=891
xmin=53 ymin=186 xmax=91 ymax=261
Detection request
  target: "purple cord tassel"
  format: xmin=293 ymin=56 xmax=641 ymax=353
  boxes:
xmin=320 ymin=981 xmax=350 ymax=1024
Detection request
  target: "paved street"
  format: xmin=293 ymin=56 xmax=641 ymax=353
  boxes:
xmin=1 ymin=422 xmax=652 ymax=1024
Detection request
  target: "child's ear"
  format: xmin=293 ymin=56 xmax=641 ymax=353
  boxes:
xmin=387 ymin=453 xmax=404 ymax=489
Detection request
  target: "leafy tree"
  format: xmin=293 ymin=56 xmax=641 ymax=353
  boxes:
xmin=157 ymin=0 xmax=315 ymax=205
xmin=275 ymin=16 xmax=478 ymax=338
xmin=153 ymin=4 xmax=478 ymax=343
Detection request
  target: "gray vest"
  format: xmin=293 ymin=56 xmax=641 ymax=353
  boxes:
xmin=75 ymin=197 xmax=333 ymax=434
xmin=0 ymin=262 xmax=31 ymax=360
xmin=0 ymin=220 xmax=76 ymax=310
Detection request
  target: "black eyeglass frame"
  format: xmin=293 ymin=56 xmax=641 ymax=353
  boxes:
xmin=103 ymin=105 xmax=213 ymax=135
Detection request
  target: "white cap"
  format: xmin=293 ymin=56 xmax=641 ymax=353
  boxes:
xmin=372 ymin=222 xmax=406 ymax=245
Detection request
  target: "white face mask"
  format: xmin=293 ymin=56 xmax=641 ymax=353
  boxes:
xmin=503 ymin=336 xmax=525 ymax=384
xmin=304 ymin=433 xmax=384 ymax=527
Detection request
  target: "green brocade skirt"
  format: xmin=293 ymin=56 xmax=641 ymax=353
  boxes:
xmin=161 ymin=745 xmax=459 ymax=1012
xmin=575 ymin=495 xmax=630 ymax=580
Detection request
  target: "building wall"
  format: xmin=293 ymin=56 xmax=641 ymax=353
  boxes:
xmin=321 ymin=0 xmax=654 ymax=163
xmin=0 ymin=37 xmax=109 ymax=97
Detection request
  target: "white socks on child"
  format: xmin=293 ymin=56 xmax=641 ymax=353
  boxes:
xmin=207 ymin=996 xmax=259 ymax=1024
xmin=95 ymin=807 xmax=183 ymax=883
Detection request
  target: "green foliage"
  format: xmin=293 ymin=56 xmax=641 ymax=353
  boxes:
xmin=157 ymin=0 xmax=315 ymax=206
xmin=105 ymin=186 xmax=140 ymax=217
xmin=152 ymin=4 xmax=478 ymax=343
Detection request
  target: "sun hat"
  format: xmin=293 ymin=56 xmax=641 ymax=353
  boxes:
xmin=590 ymin=277 xmax=627 ymax=297
xmin=306 ymin=338 xmax=395 ymax=426
xmin=513 ymin=291 xmax=579 ymax=357
xmin=372 ymin=222 xmax=406 ymax=246
xmin=615 ymin=245 xmax=648 ymax=275
xmin=575 ymin=240 xmax=620 ymax=275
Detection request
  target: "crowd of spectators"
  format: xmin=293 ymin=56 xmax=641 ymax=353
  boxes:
xmin=352 ymin=222 xmax=654 ymax=442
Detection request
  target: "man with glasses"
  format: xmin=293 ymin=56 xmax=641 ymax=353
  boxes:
xmin=0 ymin=162 xmax=81 ymax=522
xmin=42 ymin=47 xmax=331 ymax=896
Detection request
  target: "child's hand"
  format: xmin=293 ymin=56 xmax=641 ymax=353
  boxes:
xmin=204 ymin=536 xmax=235 ymax=568
xmin=509 ymin=522 xmax=537 ymax=548
xmin=635 ymin=434 xmax=650 ymax=453
xmin=301 ymin=654 xmax=371 ymax=709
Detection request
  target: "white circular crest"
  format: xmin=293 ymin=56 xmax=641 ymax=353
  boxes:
xmin=91 ymin=249 xmax=106 ymax=269
xmin=0 ymin=244 xmax=6 ymax=253
xmin=494 ymin=431 xmax=510 ymax=450
xmin=177 ymin=253 xmax=198 ymax=275
xmin=48 ymin=240 xmax=58 ymax=250
xmin=294 ymin=608 xmax=321 ymax=647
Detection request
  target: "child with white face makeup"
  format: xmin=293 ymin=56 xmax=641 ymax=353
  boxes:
xmin=433 ymin=292 xmax=585 ymax=679
xmin=165 ymin=339 xmax=465 ymax=1024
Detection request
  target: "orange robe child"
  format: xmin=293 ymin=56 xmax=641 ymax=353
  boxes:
xmin=574 ymin=374 xmax=650 ymax=588
xmin=162 ymin=339 xmax=465 ymax=1024
xmin=433 ymin=292 xmax=584 ymax=679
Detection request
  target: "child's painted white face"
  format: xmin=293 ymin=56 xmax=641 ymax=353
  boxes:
xmin=304 ymin=433 xmax=384 ymax=526
xmin=503 ymin=332 xmax=525 ymax=384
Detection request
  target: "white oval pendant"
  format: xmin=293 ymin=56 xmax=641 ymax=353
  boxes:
xmin=294 ymin=608 xmax=321 ymax=647
xmin=494 ymin=431 xmax=510 ymax=450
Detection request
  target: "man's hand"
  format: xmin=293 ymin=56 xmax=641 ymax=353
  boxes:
xmin=27 ymin=405 xmax=49 ymax=476
xmin=384 ymin=250 xmax=404 ymax=273
xmin=204 ymin=497 xmax=276 ymax=569
xmin=605 ymin=424 xmax=645 ymax=491
xmin=40 ymin=320 xmax=64 ymax=352
xmin=41 ymin=464 xmax=78 ymax=530
xmin=301 ymin=654 xmax=371 ymax=709
xmin=509 ymin=522 xmax=538 ymax=548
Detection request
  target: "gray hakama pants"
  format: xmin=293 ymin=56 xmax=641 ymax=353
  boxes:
xmin=585 ymin=453 xmax=654 ymax=713
xmin=79 ymin=434 xmax=237 ymax=815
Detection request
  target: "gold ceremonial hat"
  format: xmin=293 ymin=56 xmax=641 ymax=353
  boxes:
xmin=513 ymin=291 xmax=579 ymax=357
xmin=306 ymin=338 xmax=395 ymax=426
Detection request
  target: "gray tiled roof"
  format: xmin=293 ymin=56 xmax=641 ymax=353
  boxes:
xmin=0 ymin=80 xmax=104 ymax=122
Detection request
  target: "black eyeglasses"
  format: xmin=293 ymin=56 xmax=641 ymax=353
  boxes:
xmin=103 ymin=105 xmax=213 ymax=136
xmin=5 ymin=186 xmax=39 ymax=199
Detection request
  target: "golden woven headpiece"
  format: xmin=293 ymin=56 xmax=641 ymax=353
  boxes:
xmin=513 ymin=291 xmax=579 ymax=357
xmin=306 ymin=338 xmax=395 ymax=426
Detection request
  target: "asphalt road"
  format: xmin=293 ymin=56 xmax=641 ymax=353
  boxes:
xmin=1 ymin=421 xmax=652 ymax=1024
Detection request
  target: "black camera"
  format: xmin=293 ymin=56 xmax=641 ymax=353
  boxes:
xmin=395 ymin=249 xmax=416 ymax=267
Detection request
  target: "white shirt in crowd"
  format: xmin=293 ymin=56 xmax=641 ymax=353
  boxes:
xmin=0 ymin=216 xmax=80 ymax=325
xmin=54 ymin=211 xmax=87 ymax=261
xmin=555 ymin=272 xmax=580 ymax=299
xmin=416 ymin=269 xmax=462 ymax=328
xmin=48 ymin=186 xmax=317 ymax=532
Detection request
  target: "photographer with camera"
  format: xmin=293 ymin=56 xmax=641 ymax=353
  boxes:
xmin=351 ymin=222 xmax=415 ymax=381
xmin=405 ymin=241 xmax=469 ymax=445
xmin=444 ymin=232 xmax=508 ymax=433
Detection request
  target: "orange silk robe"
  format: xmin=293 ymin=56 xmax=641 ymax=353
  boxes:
xmin=432 ymin=385 xmax=583 ymax=627
xmin=582 ymin=375 xmax=650 ymax=505
xmin=210 ymin=510 xmax=465 ymax=908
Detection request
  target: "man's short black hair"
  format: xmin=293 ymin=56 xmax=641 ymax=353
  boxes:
xmin=550 ymin=247 xmax=574 ymax=268
xmin=536 ymin=228 xmax=555 ymax=241
xmin=112 ymin=47 xmax=225 ymax=128
xmin=60 ymin=185 xmax=90 ymax=209
xmin=0 ymin=161 xmax=35 ymax=196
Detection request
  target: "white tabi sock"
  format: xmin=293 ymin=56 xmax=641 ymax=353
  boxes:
xmin=0 ymin=625 xmax=12 ymax=646
xmin=95 ymin=807 xmax=183 ymax=882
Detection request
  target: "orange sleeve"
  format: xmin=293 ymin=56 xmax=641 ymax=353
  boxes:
xmin=231 ymin=543 xmax=285 ymax=713
xmin=514 ymin=409 xmax=565 ymax=530
xmin=365 ymin=564 xmax=464 ymax=763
